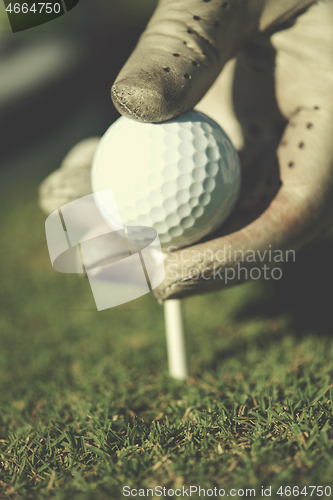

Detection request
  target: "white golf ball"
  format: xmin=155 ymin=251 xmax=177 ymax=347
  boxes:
xmin=91 ymin=110 xmax=241 ymax=250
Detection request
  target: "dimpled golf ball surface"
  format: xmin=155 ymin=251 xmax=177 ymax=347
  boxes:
xmin=91 ymin=110 xmax=241 ymax=250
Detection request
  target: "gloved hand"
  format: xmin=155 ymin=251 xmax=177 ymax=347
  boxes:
xmin=39 ymin=0 xmax=333 ymax=302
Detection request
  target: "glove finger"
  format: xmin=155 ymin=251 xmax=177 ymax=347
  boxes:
xmin=111 ymin=0 xmax=256 ymax=123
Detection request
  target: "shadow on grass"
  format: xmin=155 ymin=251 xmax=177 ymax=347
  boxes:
xmin=189 ymin=239 xmax=333 ymax=373
xmin=234 ymin=238 xmax=333 ymax=338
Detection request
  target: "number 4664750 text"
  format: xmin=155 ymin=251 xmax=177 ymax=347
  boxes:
xmin=6 ymin=3 xmax=61 ymax=14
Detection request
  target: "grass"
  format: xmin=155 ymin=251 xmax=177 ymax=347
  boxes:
xmin=1 ymin=166 xmax=333 ymax=500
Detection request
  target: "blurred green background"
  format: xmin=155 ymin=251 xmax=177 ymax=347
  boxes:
xmin=1 ymin=1 xmax=333 ymax=498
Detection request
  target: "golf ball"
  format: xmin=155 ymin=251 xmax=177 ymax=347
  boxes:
xmin=91 ymin=110 xmax=241 ymax=250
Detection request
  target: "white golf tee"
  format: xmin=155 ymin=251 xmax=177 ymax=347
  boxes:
xmin=164 ymin=299 xmax=188 ymax=380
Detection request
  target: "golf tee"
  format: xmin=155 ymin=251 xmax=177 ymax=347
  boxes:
xmin=164 ymin=299 xmax=188 ymax=381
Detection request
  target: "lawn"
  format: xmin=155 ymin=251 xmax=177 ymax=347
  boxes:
xmin=0 ymin=160 xmax=333 ymax=499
